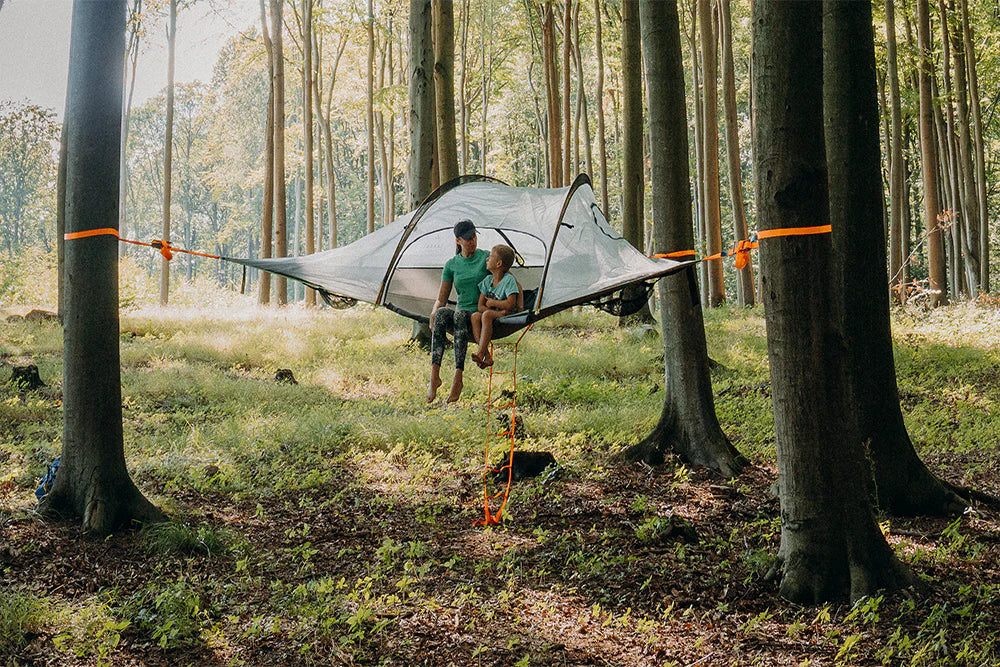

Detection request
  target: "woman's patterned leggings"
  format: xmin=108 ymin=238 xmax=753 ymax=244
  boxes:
xmin=430 ymin=308 xmax=473 ymax=371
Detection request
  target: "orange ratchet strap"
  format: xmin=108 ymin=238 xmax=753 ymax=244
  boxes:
xmin=63 ymin=228 xmax=220 ymax=261
xmin=653 ymin=224 xmax=831 ymax=269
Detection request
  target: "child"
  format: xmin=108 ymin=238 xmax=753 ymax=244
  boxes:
xmin=471 ymin=245 xmax=518 ymax=368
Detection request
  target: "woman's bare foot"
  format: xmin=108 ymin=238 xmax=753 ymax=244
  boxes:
xmin=446 ymin=374 xmax=464 ymax=403
xmin=471 ymin=351 xmax=482 ymax=366
xmin=480 ymin=352 xmax=493 ymax=368
xmin=427 ymin=372 xmax=442 ymax=403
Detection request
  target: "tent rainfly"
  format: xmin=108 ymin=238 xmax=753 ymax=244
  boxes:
xmin=230 ymin=174 xmax=695 ymax=338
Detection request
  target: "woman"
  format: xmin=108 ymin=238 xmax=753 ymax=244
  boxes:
xmin=427 ymin=219 xmax=490 ymax=403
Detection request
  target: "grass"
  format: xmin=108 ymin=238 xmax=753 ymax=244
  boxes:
xmin=1 ymin=294 xmax=999 ymax=664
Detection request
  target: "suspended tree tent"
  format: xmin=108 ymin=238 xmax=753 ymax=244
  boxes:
xmin=230 ymin=174 xmax=694 ymax=338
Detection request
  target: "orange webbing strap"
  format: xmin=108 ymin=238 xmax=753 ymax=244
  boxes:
xmin=474 ymin=325 xmax=532 ymax=527
xmin=652 ymin=224 xmax=831 ymax=269
xmin=64 ymin=228 xmax=220 ymax=261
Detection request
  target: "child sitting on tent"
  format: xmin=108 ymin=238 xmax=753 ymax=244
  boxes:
xmin=471 ymin=245 xmax=519 ymax=369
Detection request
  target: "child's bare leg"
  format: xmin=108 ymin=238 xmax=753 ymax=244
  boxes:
xmin=470 ymin=313 xmax=483 ymax=364
xmin=446 ymin=368 xmax=464 ymax=402
xmin=477 ymin=310 xmax=506 ymax=367
xmin=427 ymin=364 xmax=443 ymax=403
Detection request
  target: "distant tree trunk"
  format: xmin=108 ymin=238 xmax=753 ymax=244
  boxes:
xmin=950 ymin=20 xmax=980 ymax=296
xmin=411 ymin=0 xmax=435 ymax=345
xmin=40 ymin=0 xmax=165 ymax=534
xmin=686 ymin=0 xmax=709 ymax=307
xmin=935 ymin=6 xmax=962 ymax=297
xmin=458 ymin=0 xmax=471 ymax=173
xmin=366 ymin=0 xmax=376 ymax=234
xmin=754 ymin=0 xmax=914 ymax=604
xmin=303 ymin=0 xmax=315 ymax=305
xmin=917 ymin=0 xmax=947 ymax=306
xmin=573 ymin=1 xmax=592 ymax=179
xmin=562 ymin=0 xmax=572 ymax=184
xmin=625 ymin=0 xmax=744 ymax=478
xmin=160 ymin=0 xmax=176 ymax=307
xmin=314 ymin=32 xmax=347 ymax=249
xmin=699 ymin=0 xmax=724 ymax=306
xmin=57 ymin=119 xmax=68 ymax=319
xmin=259 ymin=0 xmax=274 ymax=304
xmin=886 ymin=0 xmax=905 ymax=303
xmin=719 ymin=0 xmax=753 ymax=306
xmin=434 ymin=0 xmax=459 ymax=183
xmin=270 ymin=0 xmax=288 ymax=305
xmin=543 ymin=1 xmax=561 ymax=187
xmin=826 ymin=0 xmax=966 ymax=518
xmin=119 ymin=0 xmax=142 ymax=253
xmin=593 ymin=0 xmax=608 ymax=212
xmin=620 ymin=0 xmax=653 ymax=325
xmin=962 ymin=0 xmax=987 ymax=292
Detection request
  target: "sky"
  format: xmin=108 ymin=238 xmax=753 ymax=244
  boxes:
xmin=0 ymin=0 xmax=258 ymax=118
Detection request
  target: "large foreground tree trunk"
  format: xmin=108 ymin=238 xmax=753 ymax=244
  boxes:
xmin=40 ymin=0 xmax=164 ymax=534
xmin=754 ymin=0 xmax=914 ymax=603
xmin=434 ymin=0 xmax=459 ymax=183
xmin=623 ymin=0 xmax=744 ymax=479
xmin=826 ymin=0 xmax=965 ymax=517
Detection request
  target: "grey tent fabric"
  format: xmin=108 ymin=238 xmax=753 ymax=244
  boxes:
xmin=228 ymin=175 xmax=694 ymax=337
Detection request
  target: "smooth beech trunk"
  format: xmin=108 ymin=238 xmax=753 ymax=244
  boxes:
xmin=825 ymin=0 xmax=965 ymax=517
xmin=886 ymin=0 xmax=905 ymax=302
xmin=270 ymin=0 xmax=288 ymax=305
xmin=625 ymin=0 xmax=744 ymax=479
xmin=593 ymin=0 xmax=608 ymax=212
xmin=434 ymin=0 xmax=459 ymax=183
xmin=258 ymin=0 xmax=274 ymax=304
xmin=698 ymin=0 xmax=724 ymax=306
xmin=303 ymin=0 xmax=315 ymax=305
xmin=160 ymin=0 xmax=176 ymax=306
xmin=917 ymin=0 xmax=947 ymax=306
xmin=754 ymin=0 xmax=914 ymax=603
xmin=719 ymin=0 xmax=753 ymax=306
xmin=40 ymin=0 xmax=164 ymax=534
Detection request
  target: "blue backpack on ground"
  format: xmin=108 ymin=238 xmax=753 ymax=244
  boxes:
xmin=35 ymin=456 xmax=60 ymax=501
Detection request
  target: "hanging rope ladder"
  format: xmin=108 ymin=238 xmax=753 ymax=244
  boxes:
xmin=474 ymin=326 xmax=531 ymax=526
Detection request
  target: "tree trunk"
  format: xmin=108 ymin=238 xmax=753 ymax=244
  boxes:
xmin=303 ymin=0 xmax=315 ymax=306
xmin=40 ymin=0 xmax=164 ymax=534
xmin=719 ymin=0 xmax=753 ymax=306
xmin=624 ymin=0 xmax=745 ymax=479
xmin=917 ymin=0 xmax=948 ymax=306
xmin=753 ymin=0 xmax=915 ymax=604
xmin=826 ymin=0 xmax=966 ymax=517
xmin=160 ymin=0 xmax=176 ymax=307
xmin=698 ymin=0 xmax=724 ymax=306
xmin=686 ymin=1 xmax=709 ymax=308
xmin=271 ymin=0 xmax=288 ymax=305
xmin=950 ymin=20 xmax=980 ymax=296
xmin=620 ymin=0 xmax=653 ymax=325
xmin=543 ymin=1 xmax=561 ymax=187
xmin=562 ymin=0 xmax=572 ymax=185
xmin=434 ymin=0 xmax=459 ymax=183
xmin=573 ymin=1 xmax=592 ymax=179
xmin=458 ymin=0 xmax=470 ymax=174
xmin=57 ymin=118 xmax=68 ymax=320
xmin=119 ymin=0 xmax=141 ymax=256
xmin=886 ymin=0 xmax=905 ymax=303
xmin=593 ymin=0 xmax=608 ymax=212
xmin=259 ymin=0 xmax=274 ymax=304
xmin=961 ymin=0 xmax=987 ymax=292
xmin=410 ymin=0 xmax=435 ymax=345
xmin=314 ymin=32 xmax=347 ymax=249
xmin=366 ymin=0 xmax=376 ymax=234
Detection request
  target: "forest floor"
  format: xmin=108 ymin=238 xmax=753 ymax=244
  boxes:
xmin=2 ymin=299 xmax=1000 ymax=666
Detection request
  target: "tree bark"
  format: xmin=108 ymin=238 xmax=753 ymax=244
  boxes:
xmin=698 ymin=0 xmax=724 ymax=306
xmin=624 ymin=0 xmax=745 ymax=479
xmin=40 ymin=0 xmax=164 ymax=534
xmin=917 ymin=0 xmax=948 ymax=306
xmin=543 ymin=1 xmax=561 ymax=187
xmin=620 ymin=0 xmax=653 ymax=325
xmin=886 ymin=0 xmax=906 ymax=303
xmin=825 ymin=0 xmax=966 ymax=518
xmin=562 ymin=0 xmax=572 ymax=185
xmin=434 ymin=0 xmax=459 ymax=183
xmin=719 ymin=0 xmax=753 ymax=306
xmin=961 ymin=0 xmax=987 ymax=292
xmin=593 ymin=0 xmax=608 ymax=212
xmin=270 ymin=0 xmax=288 ymax=305
xmin=303 ymin=0 xmax=315 ymax=306
xmin=160 ymin=0 xmax=176 ymax=306
xmin=410 ymin=0 xmax=435 ymax=207
xmin=949 ymin=17 xmax=980 ymax=296
xmin=259 ymin=0 xmax=274 ymax=304
xmin=754 ymin=0 xmax=914 ymax=604
xmin=366 ymin=0 xmax=376 ymax=234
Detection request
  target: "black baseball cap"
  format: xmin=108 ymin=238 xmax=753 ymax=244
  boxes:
xmin=454 ymin=219 xmax=476 ymax=240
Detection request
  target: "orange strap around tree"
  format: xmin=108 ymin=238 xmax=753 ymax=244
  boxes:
xmin=652 ymin=224 xmax=831 ymax=270
xmin=64 ymin=228 xmax=220 ymax=262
